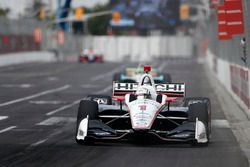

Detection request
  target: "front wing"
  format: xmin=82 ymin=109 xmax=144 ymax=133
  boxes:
xmin=76 ymin=116 xmax=208 ymax=143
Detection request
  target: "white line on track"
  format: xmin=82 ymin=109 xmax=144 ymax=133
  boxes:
xmin=46 ymin=100 xmax=80 ymax=116
xmin=1 ymin=84 xmax=33 ymax=88
xmin=81 ymin=84 xmax=98 ymax=88
xmin=212 ymin=119 xmax=230 ymax=128
xmin=0 ymin=85 xmax=71 ymax=107
xmin=37 ymin=117 xmax=76 ymax=125
xmin=29 ymin=139 xmax=47 ymax=147
xmin=46 ymin=85 xmax=112 ymax=116
xmin=95 ymin=85 xmax=112 ymax=94
xmin=0 ymin=126 xmax=17 ymax=134
xmin=0 ymin=116 xmax=8 ymax=121
xmin=90 ymin=64 xmax=128 ymax=82
xmin=29 ymin=101 xmax=66 ymax=105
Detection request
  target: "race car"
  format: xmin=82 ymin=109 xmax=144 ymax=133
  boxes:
xmin=113 ymin=66 xmax=171 ymax=83
xmin=75 ymin=66 xmax=211 ymax=145
xmin=78 ymin=48 xmax=103 ymax=63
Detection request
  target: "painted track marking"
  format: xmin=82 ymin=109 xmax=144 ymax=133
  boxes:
xmin=30 ymin=139 xmax=47 ymax=147
xmin=46 ymin=85 xmax=112 ymax=116
xmin=1 ymin=84 xmax=33 ymax=88
xmin=212 ymin=119 xmax=230 ymax=128
xmin=46 ymin=100 xmax=80 ymax=116
xmin=37 ymin=117 xmax=76 ymax=125
xmin=90 ymin=64 xmax=127 ymax=82
xmin=29 ymin=101 xmax=66 ymax=105
xmin=0 ymin=126 xmax=17 ymax=134
xmin=0 ymin=116 xmax=8 ymax=121
xmin=0 ymin=85 xmax=71 ymax=107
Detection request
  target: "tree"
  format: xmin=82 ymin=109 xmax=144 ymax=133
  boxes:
xmin=86 ymin=3 xmax=111 ymax=35
xmin=32 ymin=0 xmax=45 ymax=20
xmin=0 ymin=6 xmax=9 ymax=17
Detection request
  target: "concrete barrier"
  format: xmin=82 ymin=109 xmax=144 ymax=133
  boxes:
xmin=83 ymin=36 xmax=193 ymax=62
xmin=0 ymin=51 xmax=56 ymax=67
xmin=206 ymin=49 xmax=250 ymax=113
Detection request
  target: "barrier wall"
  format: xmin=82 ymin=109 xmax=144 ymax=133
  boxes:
xmin=82 ymin=36 xmax=194 ymax=62
xmin=0 ymin=51 xmax=56 ymax=67
xmin=205 ymin=0 xmax=250 ymax=113
xmin=206 ymin=49 xmax=250 ymax=111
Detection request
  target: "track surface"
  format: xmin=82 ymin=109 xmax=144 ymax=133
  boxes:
xmin=0 ymin=58 xmax=248 ymax=167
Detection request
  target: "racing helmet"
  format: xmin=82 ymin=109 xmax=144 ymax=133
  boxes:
xmin=136 ymin=87 xmax=151 ymax=99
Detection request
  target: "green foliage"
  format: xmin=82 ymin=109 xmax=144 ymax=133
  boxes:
xmin=33 ymin=0 xmax=44 ymax=20
xmin=0 ymin=6 xmax=9 ymax=17
xmin=85 ymin=3 xmax=111 ymax=35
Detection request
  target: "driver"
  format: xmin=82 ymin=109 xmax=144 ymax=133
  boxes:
xmin=136 ymin=75 xmax=157 ymax=100
xmin=136 ymin=87 xmax=151 ymax=99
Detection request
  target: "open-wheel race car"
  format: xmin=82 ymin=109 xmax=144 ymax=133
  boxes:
xmin=75 ymin=66 xmax=211 ymax=146
xmin=78 ymin=48 xmax=103 ymax=63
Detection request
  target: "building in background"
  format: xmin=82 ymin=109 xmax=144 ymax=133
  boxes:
xmin=0 ymin=0 xmax=109 ymax=19
xmin=110 ymin=0 xmax=181 ymax=35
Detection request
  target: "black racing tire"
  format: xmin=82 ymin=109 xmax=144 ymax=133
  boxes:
xmin=184 ymin=97 xmax=211 ymax=137
xmin=163 ymin=73 xmax=172 ymax=83
xmin=87 ymin=95 xmax=112 ymax=105
xmin=188 ymin=102 xmax=210 ymax=146
xmin=75 ymin=100 xmax=98 ymax=145
xmin=113 ymin=73 xmax=121 ymax=82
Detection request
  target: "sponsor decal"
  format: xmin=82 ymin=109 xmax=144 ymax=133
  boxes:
xmin=129 ymin=99 xmax=161 ymax=129
xmin=230 ymin=64 xmax=250 ymax=108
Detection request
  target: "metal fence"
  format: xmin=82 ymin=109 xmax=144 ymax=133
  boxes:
xmin=0 ymin=17 xmax=82 ymax=56
xmin=0 ymin=17 xmax=42 ymax=53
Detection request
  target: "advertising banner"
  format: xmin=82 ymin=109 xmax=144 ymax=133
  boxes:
xmin=225 ymin=0 xmax=244 ymax=35
xmin=217 ymin=6 xmax=231 ymax=40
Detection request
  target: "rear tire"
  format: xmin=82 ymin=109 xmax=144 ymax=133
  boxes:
xmin=75 ymin=100 xmax=98 ymax=145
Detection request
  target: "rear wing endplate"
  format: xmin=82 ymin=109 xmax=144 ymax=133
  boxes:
xmin=113 ymin=82 xmax=185 ymax=97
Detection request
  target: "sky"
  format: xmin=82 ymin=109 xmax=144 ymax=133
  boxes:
xmin=0 ymin=0 xmax=109 ymax=19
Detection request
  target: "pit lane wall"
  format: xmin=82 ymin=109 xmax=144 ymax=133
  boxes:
xmin=205 ymin=0 xmax=250 ymax=112
xmin=82 ymin=36 xmax=193 ymax=62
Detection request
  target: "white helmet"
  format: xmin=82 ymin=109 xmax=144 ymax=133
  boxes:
xmin=136 ymin=87 xmax=151 ymax=99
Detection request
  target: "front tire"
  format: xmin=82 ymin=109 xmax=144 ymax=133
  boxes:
xmin=188 ymin=102 xmax=210 ymax=146
xmin=184 ymin=97 xmax=211 ymax=137
xmin=75 ymin=100 xmax=98 ymax=145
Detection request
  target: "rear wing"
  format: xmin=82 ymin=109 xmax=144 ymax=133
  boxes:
xmin=113 ymin=82 xmax=185 ymax=97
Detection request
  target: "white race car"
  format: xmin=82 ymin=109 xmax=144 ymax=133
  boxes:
xmin=75 ymin=66 xmax=211 ymax=145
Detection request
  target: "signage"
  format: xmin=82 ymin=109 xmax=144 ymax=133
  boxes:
xmin=217 ymin=6 xmax=231 ymax=40
xmin=225 ymin=0 xmax=244 ymax=35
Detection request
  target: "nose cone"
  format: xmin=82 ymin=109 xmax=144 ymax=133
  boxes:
xmin=128 ymin=99 xmax=161 ymax=130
